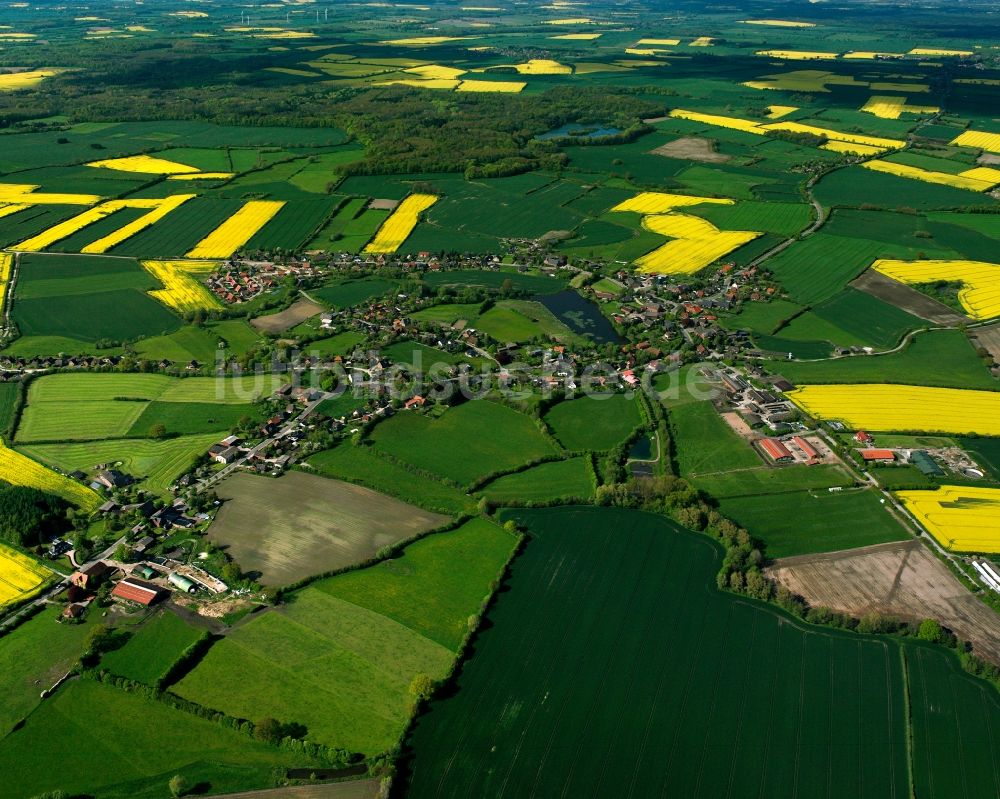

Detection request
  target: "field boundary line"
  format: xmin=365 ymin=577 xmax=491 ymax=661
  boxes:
xmin=899 ymin=648 xmax=916 ymax=799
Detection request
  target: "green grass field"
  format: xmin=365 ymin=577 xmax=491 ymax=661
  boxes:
xmin=670 ymin=401 xmax=761 ymax=476
xmin=98 ymin=611 xmax=203 ymax=685
xmin=175 ymin=519 xmax=516 ymax=755
xmin=544 ymin=395 xmax=642 ymax=451
xmin=308 ymin=442 xmax=477 ymax=516
xmin=311 ymin=277 xmax=398 ymax=309
xmin=475 ymin=300 xmax=580 ymax=345
xmin=0 ymin=382 xmax=19 ymax=435
xmin=479 ymin=457 xmax=594 ymax=503
xmin=772 ymin=330 xmax=996 ymax=390
xmin=18 ymin=433 xmax=220 ymax=495
xmin=370 ymin=400 xmax=558 ymax=486
xmin=0 ymin=679 xmax=317 ymax=799
xmin=693 ymin=464 xmax=856 ymax=499
xmin=11 ymin=254 xmax=183 ymax=344
xmin=0 ymin=611 xmax=97 ymax=736
xmin=126 ymin=400 xmax=257 ymax=437
xmin=401 ymin=505 xmax=969 ymax=798
xmin=719 ymin=488 xmax=910 ymax=558
xmin=16 ymin=373 xmax=281 ymax=442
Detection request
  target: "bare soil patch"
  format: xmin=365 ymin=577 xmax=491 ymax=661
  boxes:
xmin=768 ymin=539 xmax=1000 ymax=664
xmin=210 ymin=471 xmax=450 ymax=586
xmin=650 ymin=136 xmax=730 ymax=163
xmin=368 ymin=198 xmax=399 ymax=211
xmin=851 ymin=270 xmax=968 ymax=326
xmin=969 ymin=321 xmax=1000 ymax=365
xmin=250 ymin=298 xmax=324 ymax=334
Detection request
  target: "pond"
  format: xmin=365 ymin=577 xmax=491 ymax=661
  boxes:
xmin=534 ymin=290 xmax=622 ymax=344
xmin=537 ymin=123 xmax=623 ymax=141
xmin=629 ymin=433 xmax=654 ymax=460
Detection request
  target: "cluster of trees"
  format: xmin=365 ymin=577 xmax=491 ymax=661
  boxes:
xmin=0 ymin=486 xmax=68 ymax=548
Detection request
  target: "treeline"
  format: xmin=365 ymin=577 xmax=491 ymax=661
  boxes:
xmin=0 ymin=486 xmax=68 ymax=548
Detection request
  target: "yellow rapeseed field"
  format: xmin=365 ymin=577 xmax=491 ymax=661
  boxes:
xmin=550 ymin=33 xmax=602 ymax=40
xmin=364 ymin=194 xmax=438 ymax=254
xmin=0 ymin=542 xmax=50 ymax=610
xmin=0 ymin=252 xmax=12 ymax=317
xmin=669 ymin=109 xmax=764 ymax=134
xmin=186 ymin=200 xmax=286 ymax=259
xmin=405 ymin=64 xmax=467 ymax=80
xmin=861 ymin=159 xmax=1000 ymax=191
xmin=142 ymin=260 xmax=223 ymax=314
xmin=0 ymin=69 xmax=59 ymax=91
xmin=765 ymin=105 xmax=798 ymax=118
xmin=871 ymin=259 xmax=1000 ymax=320
xmin=950 ymin=130 xmax=1000 ymax=154
xmin=376 ymin=78 xmax=461 ymax=90
xmin=896 ymin=486 xmax=1000 ymax=553
xmin=544 ymin=18 xmax=593 ymax=25
xmin=168 ymin=172 xmax=235 ymax=180
xmin=15 ymin=197 xmax=193 ymax=252
xmin=860 ymin=95 xmax=939 ymax=119
xmin=821 ymin=141 xmax=888 ymax=156
xmin=0 ymin=204 xmax=30 ymax=219
xmin=87 ymin=154 xmax=200 ymax=174
xmin=786 ymin=384 xmax=1000 ymax=435
xmin=0 ymin=441 xmax=101 ymax=511
xmin=843 ymin=52 xmax=904 ymax=59
xmin=380 ymin=36 xmax=472 ymax=45
xmin=169 ymin=10 xmax=209 ymax=18
xmin=669 ymin=109 xmax=906 ymax=151
xmin=689 ymin=37 xmax=714 ymax=46
xmin=757 ymin=50 xmax=840 ymax=60
xmin=637 ymin=38 xmax=680 ymax=46
xmin=743 ymin=19 xmax=816 ymax=27
xmin=504 ymin=59 xmax=573 ymax=75
xmin=82 ymin=194 xmax=195 ymax=253
xmin=908 ymin=47 xmax=973 ymax=57
xmin=0 ymin=184 xmax=100 ymax=205
xmin=456 ymin=80 xmax=526 ymax=92
xmin=612 ymin=192 xmax=733 ymax=214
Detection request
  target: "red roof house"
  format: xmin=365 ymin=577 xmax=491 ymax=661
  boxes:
xmin=111 ymin=578 xmax=162 ymax=606
xmin=861 ymin=449 xmax=895 ymax=462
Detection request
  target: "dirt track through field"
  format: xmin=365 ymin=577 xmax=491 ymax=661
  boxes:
xmin=210 ymin=779 xmax=380 ymax=799
xmin=768 ymin=539 xmax=1000 ymax=664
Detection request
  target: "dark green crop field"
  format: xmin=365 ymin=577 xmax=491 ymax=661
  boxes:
xmin=401 ymin=506 xmax=1000 ymax=798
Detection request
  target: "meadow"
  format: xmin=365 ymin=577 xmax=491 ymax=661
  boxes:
xmin=311 ymin=276 xmax=399 ymax=308
xmin=98 ymin=611 xmax=204 ymax=685
xmin=0 ymin=612 xmax=97 ymax=736
xmin=208 ymin=471 xmax=450 ymax=586
xmin=19 ymin=434 xmax=220 ymax=496
xmin=543 ymin=394 xmax=642 ymax=451
xmin=17 ymin=373 xmax=280 ymax=443
xmin=693 ymin=463 xmax=855 ymax=498
xmin=176 ymin=519 xmax=517 ymax=754
xmin=370 ymin=400 xmax=558 ymax=486
xmin=0 ymin=679 xmax=320 ymax=799
xmin=773 ymin=330 xmax=996 ymax=389
xmin=307 ymin=442 xmax=478 ymax=516
xmin=719 ymin=488 xmax=910 ymax=557
xmin=478 ymin=457 xmax=595 ymax=503
xmin=400 ymin=506 xmax=993 ymax=798
xmin=669 ymin=400 xmax=761 ymax=476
